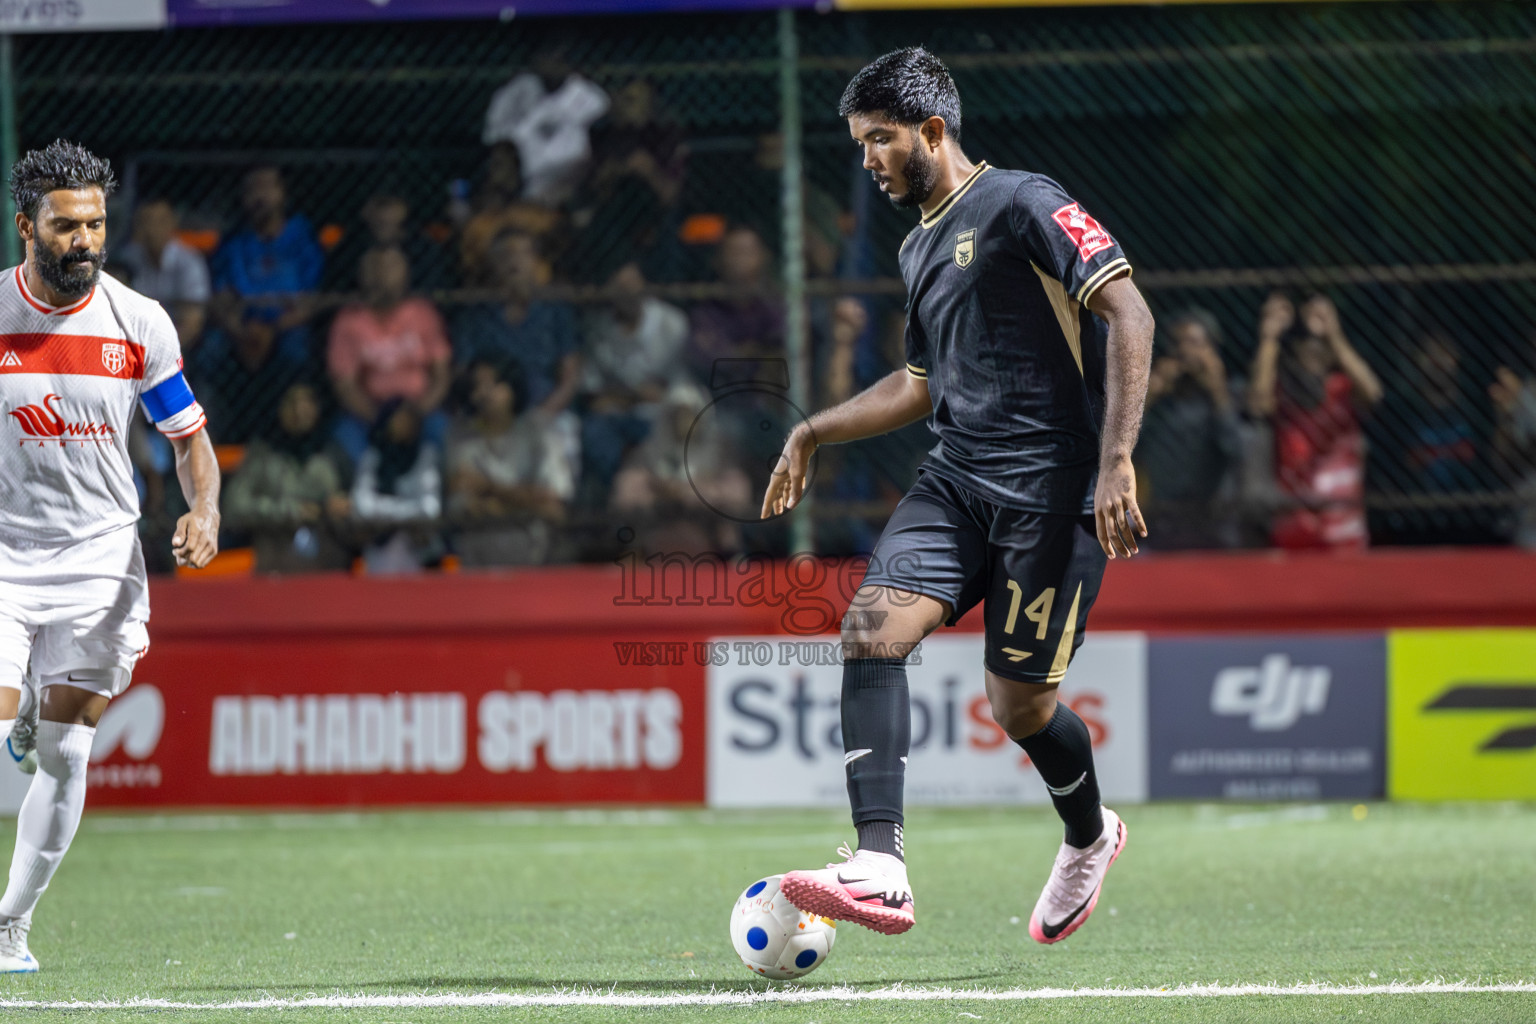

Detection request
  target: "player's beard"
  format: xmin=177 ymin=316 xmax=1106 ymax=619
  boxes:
xmin=34 ymin=242 xmax=106 ymax=299
xmin=890 ymin=143 xmax=938 ymax=209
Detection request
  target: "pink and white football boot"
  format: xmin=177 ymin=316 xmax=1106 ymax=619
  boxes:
xmin=1029 ymin=807 xmax=1128 ymax=944
xmin=780 ymin=844 xmax=915 ymax=936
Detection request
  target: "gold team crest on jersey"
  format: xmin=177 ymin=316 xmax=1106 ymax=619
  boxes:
xmin=953 ymin=228 xmax=976 ymax=269
xmin=101 ymin=342 xmax=126 ymax=375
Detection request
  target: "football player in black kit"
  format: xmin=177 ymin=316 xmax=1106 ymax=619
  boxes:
xmin=764 ymin=48 xmax=1153 ymax=943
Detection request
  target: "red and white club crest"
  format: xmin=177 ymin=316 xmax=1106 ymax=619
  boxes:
xmin=102 ymin=341 xmax=127 ymax=375
xmin=1052 ymin=203 xmax=1114 ymax=262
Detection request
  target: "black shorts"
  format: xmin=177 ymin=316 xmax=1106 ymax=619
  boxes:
xmin=859 ymin=470 xmax=1108 ymax=685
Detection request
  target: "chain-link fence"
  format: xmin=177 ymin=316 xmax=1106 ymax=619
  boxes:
xmin=10 ymin=3 xmax=1535 ymax=572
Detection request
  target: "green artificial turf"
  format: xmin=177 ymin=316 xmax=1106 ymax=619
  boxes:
xmin=1 ymin=803 xmax=1533 ymax=1022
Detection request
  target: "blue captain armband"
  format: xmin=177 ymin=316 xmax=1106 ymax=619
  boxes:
xmin=141 ymin=371 xmax=198 ymax=422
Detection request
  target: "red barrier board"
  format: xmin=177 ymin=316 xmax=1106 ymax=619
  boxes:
xmin=147 ymin=548 xmax=1536 ymax=643
xmin=89 ymin=633 xmax=707 ymax=807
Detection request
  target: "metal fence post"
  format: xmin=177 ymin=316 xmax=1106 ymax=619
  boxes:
xmin=778 ymin=6 xmax=813 ymax=555
xmin=0 ymin=34 xmax=18 ymax=269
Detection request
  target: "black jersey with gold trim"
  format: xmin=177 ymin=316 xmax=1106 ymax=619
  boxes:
xmin=899 ymin=162 xmax=1132 ymax=515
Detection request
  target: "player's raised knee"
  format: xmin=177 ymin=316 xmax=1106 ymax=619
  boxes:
xmin=987 ymin=685 xmax=1058 ymax=740
xmin=840 ymin=605 xmax=883 ymax=644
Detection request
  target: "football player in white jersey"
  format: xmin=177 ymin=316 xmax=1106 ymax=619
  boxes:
xmin=0 ymin=140 xmax=220 ymax=973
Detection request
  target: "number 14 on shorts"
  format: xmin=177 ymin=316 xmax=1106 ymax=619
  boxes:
xmin=998 ymin=580 xmax=1084 ymax=677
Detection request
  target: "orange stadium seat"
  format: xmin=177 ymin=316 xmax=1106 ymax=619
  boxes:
xmin=175 ymin=546 xmax=254 ymax=579
xmin=213 ymin=444 xmax=246 ymax=474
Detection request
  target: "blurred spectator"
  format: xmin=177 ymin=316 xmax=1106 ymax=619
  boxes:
xmin=568 ymin=78 xmax=688 ymax=281
xmin=1383 ymin=332 xmax=1489 ymax=544
xmin=688 ymin=225 xmax=784 ymax=377
xmin=223 ymin=383 xmax=353 ymax=573
xmin=612 ymin=381 xmax=752 ymax=553
xmin=454 ymin=229 xmax=581 ymax=423
xmin=1136 ymin=309 xmax=1243 ymax=549
xmin=457 ymin=143 xmax=562 ymax=286
xmin=809 ymin=296 xmax=885 ymax=555
xmin=482 ymin=46 xmax=609 ymax=206
xmin=593 ymin=79 xmax=686 ymax=207
xmin=816 ymin=298 xmax=870 ymax=409
xmin=116 ymin=198 xmax=209 ymax=350
xmin=327 ymin=246 xmax=452 ymax=464
xmin=1248 ymin=293 xmax=1382 ymax=550
xmin=330 ymin=192 xmax=449 ymax=292
xmin=741 ymin=132 xmax=845 ymax=259
xmin=579 ymin=262 xmax=689 ymax=505
xmin=448 ymin=361 xmax=573 ymax=567
xmin=202 ymin=166 xmax=325 ymax=441
xmin=209 ymin=165 xmax=324 ymax=364
xmin=352 ymin=402 xmax=443 ymax=574
xmin=1491 ymin=339 xmax=1536 ymax=547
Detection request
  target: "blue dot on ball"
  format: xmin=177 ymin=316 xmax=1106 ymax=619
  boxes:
xmin=795 ymin=949 xmax=817 ymax=968
xmin=745 ymin=880 xmax=767 ymax=898
xmin=747 ymin=927 xmax=769 ymax=951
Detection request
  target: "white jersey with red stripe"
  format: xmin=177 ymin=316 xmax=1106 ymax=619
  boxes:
xmin=0 ymin=264 xmax=205 ymax=558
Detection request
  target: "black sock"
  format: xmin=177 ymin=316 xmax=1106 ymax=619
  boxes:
xmin=842 ymin=657 xmax=909 ymax=861
xmin=856 ymin=820 xmax=903 ymax=859
xmin=1016 ymin=703 xmax=1104 ymax=849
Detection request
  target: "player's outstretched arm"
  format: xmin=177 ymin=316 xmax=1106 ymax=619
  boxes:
xmin=169 ymin=427 xmax=222 ymax=569
xmin=1087 ymin=275 xmax=1154 ymax=559
xmin=761 ymin=370 xmax=932 ymax=518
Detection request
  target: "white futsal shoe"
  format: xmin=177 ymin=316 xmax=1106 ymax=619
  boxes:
xmin=6 ymin=676 xmax=39 ymax=775
xmin=1029 ymin=807 xmax=1128 ymax=945
xmin=0 ymin=917 xmax=38 ymax=973
xmin=780 ymin=844 xmax=916 ymax=935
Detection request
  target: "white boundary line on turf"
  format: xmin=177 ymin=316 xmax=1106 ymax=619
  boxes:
xmin=3 ymin=982 xmax=1534 ymax=1009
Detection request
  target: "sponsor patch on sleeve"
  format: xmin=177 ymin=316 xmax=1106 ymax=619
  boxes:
xmin=1052 ymin=202 xmax=1115 ymax=262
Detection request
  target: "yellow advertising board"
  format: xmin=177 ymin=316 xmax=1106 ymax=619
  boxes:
xmin=1389 ymin=630 xmax=1536 ymax=800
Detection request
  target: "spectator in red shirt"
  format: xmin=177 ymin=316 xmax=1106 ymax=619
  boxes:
xmin=1248 ymin=292 xmax=1383 ymax=550
xmin=328 ymin=245 xmax=452 ymax=463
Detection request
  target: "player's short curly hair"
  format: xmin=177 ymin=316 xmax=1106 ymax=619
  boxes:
xmin=838 ymin=47 xmax=962 ymax=145
xmin=9 ymin=139 xmax=117 ymax=221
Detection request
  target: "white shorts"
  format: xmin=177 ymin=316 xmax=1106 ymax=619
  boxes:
xmin=0 ymin=525 xmax=150 ymax=699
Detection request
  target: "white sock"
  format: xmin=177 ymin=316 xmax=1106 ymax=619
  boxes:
xmin=0 ymin=719 xmax=13 ymax=748
xmin=0 ymin=721 xmax=95 ymax=923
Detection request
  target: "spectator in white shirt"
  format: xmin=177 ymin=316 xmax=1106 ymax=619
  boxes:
xmin=448 ymin=361 xmax=573 ymax=566
xmin=115 ymin=198 xmax=211 ymax=351
xmin=580 ymin=261 xmax=690 ymax=505
xmin=352 ymin=401 xmax=443 ymax=573
xmin=482 ymin=47 xmax=609 ymax=205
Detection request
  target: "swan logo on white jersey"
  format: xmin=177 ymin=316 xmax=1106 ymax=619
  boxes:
xmin=8 ymin=392 xmax=116 ymax=444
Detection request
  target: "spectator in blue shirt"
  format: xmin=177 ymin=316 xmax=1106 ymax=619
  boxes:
xmin=453 ymin=228 xmax=581 ymax=421
xmin=200 ymin=165 xmax=326 ymax=440
xmin=210 ymin=165 xmax=324 ymax=363
xmin=1377 ymin=330 xmax=1496 ymax=545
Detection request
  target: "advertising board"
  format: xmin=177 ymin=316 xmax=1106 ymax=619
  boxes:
xmin=165 ymin=0 xmax=811 ymax=27
xmin=1147 ymin=635 xmax=1386 ymax=800
xmin=84 ymin=634 xmax=705 ymax=807
xmin=707 ymin=633 xmax=1148 ymax=808
xmin=1 ymin=0 xmax=164 ymax=32
xmin=1388 ymin=630 xmax=1536 ymax=800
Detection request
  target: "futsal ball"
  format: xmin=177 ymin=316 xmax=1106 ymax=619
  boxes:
xmin=729 ymin=874 xmax=837 ymax=980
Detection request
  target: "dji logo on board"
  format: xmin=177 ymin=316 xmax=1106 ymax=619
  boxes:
xmin=1210 ymin=655 xmax=1331 ymax=731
